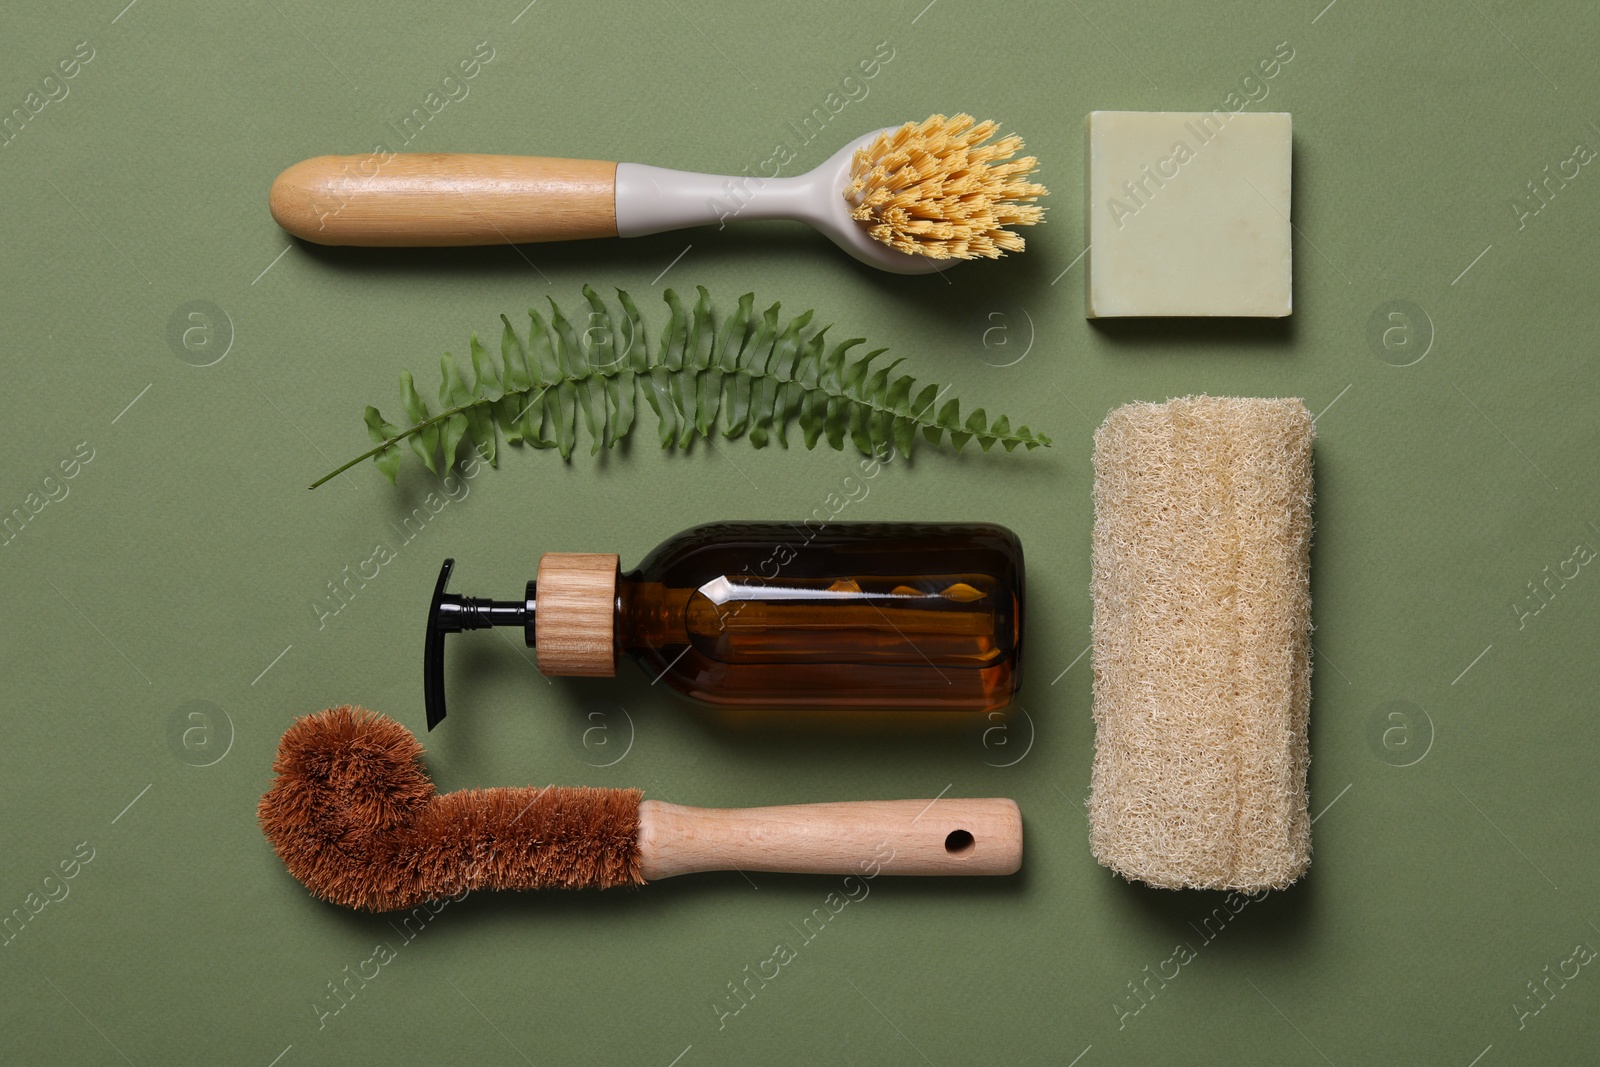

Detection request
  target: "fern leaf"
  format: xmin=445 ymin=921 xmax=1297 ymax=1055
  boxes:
xmin=362 ymin=407 xmax=404 ymax=484
xmin=438 ymin=352 xmax=477 ymax=469
xmin=310 ymin=287 xmax=1052 ymax=489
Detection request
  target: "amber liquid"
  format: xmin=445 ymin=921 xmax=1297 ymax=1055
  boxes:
xmin=616 ymin=522 xmax=1024 ymax=712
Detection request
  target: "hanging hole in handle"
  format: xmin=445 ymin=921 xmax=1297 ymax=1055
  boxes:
xmin=944 ymin=829 xmax=975 ymax=856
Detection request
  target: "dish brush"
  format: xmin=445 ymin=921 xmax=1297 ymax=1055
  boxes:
xmin=268 ymin=114 xmax=1047 ymax=274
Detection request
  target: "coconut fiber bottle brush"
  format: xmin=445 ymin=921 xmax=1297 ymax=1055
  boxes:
xmin=268 ymin=114 xmax=1047 ymax=274
xmin=258 ymin=706 xmax=1023 ymax=911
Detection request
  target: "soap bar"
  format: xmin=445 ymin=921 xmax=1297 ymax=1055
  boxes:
xmin=1084 ymin=111 xmax=1292 ymax=318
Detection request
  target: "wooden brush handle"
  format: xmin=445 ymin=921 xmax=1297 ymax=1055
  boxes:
xmin=268 ymin=154 xmax=618 ymax=246
xmin=636 ymin=798 xmax=1022 ymax=879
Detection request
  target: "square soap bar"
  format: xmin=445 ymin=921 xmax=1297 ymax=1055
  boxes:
xmin=1084 ymin=110 xmax=1292 ymax=318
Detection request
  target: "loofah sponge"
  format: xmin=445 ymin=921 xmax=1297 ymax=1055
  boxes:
xmin=1088 ymin=396 xmax=1314 ymax=891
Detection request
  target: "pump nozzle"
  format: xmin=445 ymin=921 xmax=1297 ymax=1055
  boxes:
xmin=424 ymin=558 xmax=535 ymax=730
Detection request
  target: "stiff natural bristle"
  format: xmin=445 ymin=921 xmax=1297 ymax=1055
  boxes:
xmin=257 ymin=706 xmax=642 ymax=911
xmin=846 ymin=114 xmax=1048 ymax=260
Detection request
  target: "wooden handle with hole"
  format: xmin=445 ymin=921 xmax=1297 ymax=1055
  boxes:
xmin=636 ymin=798 xmax=1022 ymax=879
xmin=268 ymin=153 xmax=619 ymax=246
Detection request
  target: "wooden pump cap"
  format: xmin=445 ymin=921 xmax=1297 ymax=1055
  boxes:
xmin=534 ymin=553 xmax=620 ymax=676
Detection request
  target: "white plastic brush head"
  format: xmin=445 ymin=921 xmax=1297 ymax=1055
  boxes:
xmin=614 ymin=116 xmax=1047 ymax=275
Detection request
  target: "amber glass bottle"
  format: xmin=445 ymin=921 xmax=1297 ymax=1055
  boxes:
xmin=425 ymin=522 xmax=1024 ymax=728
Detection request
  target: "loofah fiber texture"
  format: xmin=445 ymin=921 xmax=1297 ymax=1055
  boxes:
xmin=258 ymin=706 xmax=642 ymax=911
xmin=846 ymin=114 xmax=1047 ymax=260
xmin=1088 ymin=396 xmax=1314 ymax=891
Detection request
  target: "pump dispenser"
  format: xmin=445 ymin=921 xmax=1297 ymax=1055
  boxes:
xmin=424 ymin=521 xmax=1025 ymax=728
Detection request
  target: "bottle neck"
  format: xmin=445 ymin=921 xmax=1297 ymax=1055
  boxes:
xmin=439 ymin=595 xmax=531 ymax=632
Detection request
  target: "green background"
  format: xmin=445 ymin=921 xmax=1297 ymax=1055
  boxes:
xmin=3 ymin=0 xmax=1597 ymax=1063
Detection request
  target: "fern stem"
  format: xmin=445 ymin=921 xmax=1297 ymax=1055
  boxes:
xmin=307 ymin=396 xmax=497 ymax=489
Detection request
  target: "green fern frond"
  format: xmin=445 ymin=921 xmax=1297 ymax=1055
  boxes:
xmin=310 ymin=285 xmax=1051 ymax=489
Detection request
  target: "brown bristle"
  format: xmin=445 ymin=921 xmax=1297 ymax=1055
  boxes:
xmin=846 ymin=114 xmax=1049 ymax=260
xmin=257 ymin=706 xmax=643 ymax=911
